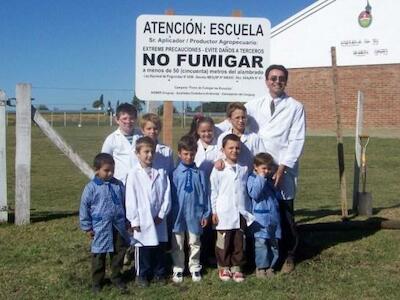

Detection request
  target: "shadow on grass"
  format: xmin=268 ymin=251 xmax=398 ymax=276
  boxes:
xmin=7 ymin=210 xmax=78 ymax=223
xmin=296 ymin=203 xmax=400 ymax=224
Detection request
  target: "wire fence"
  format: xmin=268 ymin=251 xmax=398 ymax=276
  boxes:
xmin=5 ymin=111 xmax=226 ymax=128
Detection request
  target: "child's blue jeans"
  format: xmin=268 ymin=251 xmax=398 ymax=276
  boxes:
xmin=254 ymin=237 xmax=279 ymax=269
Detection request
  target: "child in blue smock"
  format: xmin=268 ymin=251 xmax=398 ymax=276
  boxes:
xmin=171 ymin=135 xmax=210 ymax=283
xmin=79 ymin=153 xmax=131 ymax=293
xmin=247 ymin=152 xmax=282 ymax=278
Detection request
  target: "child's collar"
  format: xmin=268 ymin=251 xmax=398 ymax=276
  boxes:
xmin=93 ymin=176 xmax=114 ymax=185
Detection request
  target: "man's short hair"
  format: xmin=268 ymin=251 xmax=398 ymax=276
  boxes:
xmin=116 ymin=103 xmax=137 ymax=119
xmin=226 ymin=102 xmax=247 ymax=118
xmin=222 ymin=133 xmax=241 ymax=148
xmin=93 ymin=153 xmax=115 ymax=170
xmin=178 ymin=135 xmax=198 ymax=152
xmin=253 ymin=152 xmax=274 ymax=167
xmin=140 ymin=113 xmax=162 ymax=130
xmin=135 ymin=136 xmax=156 ymax=153
xmin=265 ymin=64 xmax=289 ymax=81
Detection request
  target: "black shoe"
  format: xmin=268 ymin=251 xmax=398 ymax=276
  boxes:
xmin=136 ymin=277 xmax=150 ymax=288
xmin=91 ymin=284 xmax=102 ymax=294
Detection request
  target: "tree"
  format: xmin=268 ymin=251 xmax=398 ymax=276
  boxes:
xmin=37 ymin=104 xmax=49 ymax=111
xmin=157 ymin=104 xmax=178 ymax=115
xmin=92 ymin=94 xmax=105 ymax=110
xmin=132 ymin=95 xmax=145 ymax=112
xmin=107 ymin=100 xmax=114 ymax=116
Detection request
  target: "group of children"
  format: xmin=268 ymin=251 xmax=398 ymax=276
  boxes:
xmin=79 ymin=102 xmax=282 ymax=292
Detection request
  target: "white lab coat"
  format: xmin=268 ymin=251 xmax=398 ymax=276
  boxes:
xmin=131 ymin=142 xmax=174 ymax=175
xmin=217 ymin=129 xmax=265 ymax=171
xmin=194 ymin=139 xmax=220 ymax=179
xmin=210 ymin=161 xmax=254 ymax=230
xmin=101 ymin=128 xmax=140 ymax=183
xmin=245 ymin=93 xmax=306 ymax=200
xmin=125 ymin=164 xmax=171 ymax=247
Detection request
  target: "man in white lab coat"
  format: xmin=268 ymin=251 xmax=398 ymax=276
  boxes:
xmin=245 ymin=64 xmax=306 ymax=273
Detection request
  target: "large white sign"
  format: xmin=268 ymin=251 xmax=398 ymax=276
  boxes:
xmin=135 ymin=15 xmax=270 ymax=102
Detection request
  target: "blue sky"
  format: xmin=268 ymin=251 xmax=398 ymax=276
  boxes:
xmin=0 ymin=0 xmax=315 ymax=110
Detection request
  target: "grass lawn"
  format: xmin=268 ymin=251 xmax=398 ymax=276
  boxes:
xmin=1 ymin=125 xmax=400 ymax=299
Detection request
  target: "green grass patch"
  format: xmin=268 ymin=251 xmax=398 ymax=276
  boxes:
xmin=1 ymin=125 xmax=400 ymax=299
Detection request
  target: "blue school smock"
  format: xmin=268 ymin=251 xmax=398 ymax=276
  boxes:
xmin=247 ymin=173 xmax=282 ymax=240
xmin=171 ymin=162 xmax=211 ymax=235
xmin=79 ymin=176 xmax=130 ymax=253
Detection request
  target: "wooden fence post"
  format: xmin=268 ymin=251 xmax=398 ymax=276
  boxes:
xmin=0 ymin=90 xmax=8 ymax=222
xmin=353 ymin=91 xmax=364 ymax=211
xmin=15 ymin=83 xmax=31 ymax=225
xmin=331 ymin=47 xmax=348 ymax=219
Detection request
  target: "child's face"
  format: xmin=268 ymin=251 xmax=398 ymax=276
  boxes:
xmin=197 ymin=122 xmax=214 ymax=144
xmin=142 ymin=121 xmax=159 ymax=141
xmin=254 ymin=164 xmax=275 ymax=178
xmin=223 ymin=140 xmax=240 ymax=163
xmin=116 ymin=112 xmax=136 ymax=135
xmin=136 ymin=145 xmax=155 ymax=167
xmin=96 ymin=163 xmax=114 ymax=181
xmin=178 ymin=149 xmax=196 ymax=165
xmin=229 ymin=109 xmax=247 ymax=133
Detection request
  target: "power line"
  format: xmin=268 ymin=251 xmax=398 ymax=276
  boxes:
xmin=32 ymin=86 xmax=134 ymax=92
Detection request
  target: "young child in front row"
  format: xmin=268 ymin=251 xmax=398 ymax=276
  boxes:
xmin=125 ymin=137 xmax=171 ymax=287
xmin=247 ymin=153 xmax=281 ymax=278
xmin=210 ymin=134 xmax=254 ymax=283
xmin=170 ymin=135 xmax=210 ymax=283
xmin=138 ymin=113 xmax=174 ymax=175
xmin=79 ymin=153 xmax=130 ymax=293
xmin=217 ymin=102 xmax=265 ymax=171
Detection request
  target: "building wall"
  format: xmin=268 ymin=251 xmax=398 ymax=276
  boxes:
xmin=285 ymin=64 xmax=400 ymax=129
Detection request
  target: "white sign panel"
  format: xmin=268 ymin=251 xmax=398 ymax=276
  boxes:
xmin=135 ymin=15 xmax=270 ymax=102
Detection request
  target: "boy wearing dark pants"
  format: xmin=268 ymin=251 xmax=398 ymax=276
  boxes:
xmin=79 ymin=153 xmax=130 ymax=293
xmin=125 ymin=137 xmax=171 ymax=287
xmin=210 ymin=134 xmax=254 ymax=283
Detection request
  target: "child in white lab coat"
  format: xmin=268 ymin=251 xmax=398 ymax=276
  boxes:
xmin=139 ymin=113 xmax=174 ymax=175
xmin=101 ymin=103 xmax=140 ymax=184
xmin=217 ymin=102 xmax=265 ymax=171
xmin=210 ymin=134 xmax=254 ymax=283
xmin=125 ymin=137 xmax=171 ymax=287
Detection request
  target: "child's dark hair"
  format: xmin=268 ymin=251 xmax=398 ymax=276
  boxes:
xmin=188 ymin=113 xmax=215 ymax=140
xmin=222 ymin=133 xmax=241 ymax=148
xmin=178 ymin=135 xmax=198 ymax=152
xmin=135 ymin=136 xmax=156 ymax=153
xmin=140 ymin=113 xmax=162 ymax=130
xmin=93 ymin=153 xmax=115 ymax=170
xmin=253 ymin=152 xmax=274 ymax=167
xmin=226 ymin=102 xmax=247 ymax=118
xmin=116 ymin=103 xmax=137 ymax=119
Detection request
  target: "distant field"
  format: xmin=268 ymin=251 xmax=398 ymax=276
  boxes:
xmin=1 ymin=125 xmax=400 ymax=299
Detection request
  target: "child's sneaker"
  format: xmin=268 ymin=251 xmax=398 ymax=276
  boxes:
xmin=191 ymin=271 xmax=202 ymax=282
xmin=256 ymin=268 xmax=266 ymax=278
xmin=172 ymin=272 xmax=183 ymax=283
xmin=232 ymin=271 xmax=245 ymax=283
xmin=265 ymin=268 xmax=275 ymax=277
xmin=218 ymin=268 xmax=231 ymax=281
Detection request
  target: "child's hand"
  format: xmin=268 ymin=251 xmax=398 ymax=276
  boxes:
xmin=212 ymin=214 xmax=219 ymax=225
xmin=214 ymin=159 xmax=225 ymax=171
xmin=201 ymin=218 xmax=209 ymax=228
xmin=86 ymin=230 xmax=94 ymax=239
xmin=132 ymin=226 xmax=141 ymax=232
xmin=154 ymin=216 xmax=163 ymax=225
